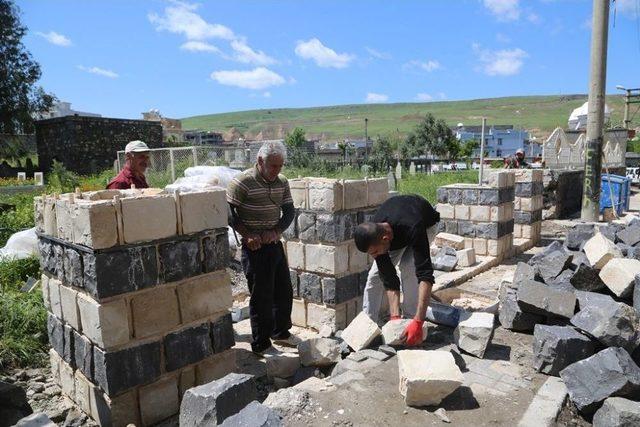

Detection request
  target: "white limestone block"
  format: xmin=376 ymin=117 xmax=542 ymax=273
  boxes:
xmin=307 ymin=179 xmax=343 ymax=212
xmin=340 ymin=311 xmax=382 ymax=351
xmin=397 ymin=350 xmax=463 ymax=407
xmin=297 ymin=338 xmax=341 ymax=367
xmin=286 ymin=241 xmax=305 ymax=270
xmin=584 ymin=232 xmax=623 ymax=269
xmin=599 ymin=258 xmax=640 ymax=298
xmin=343 ymin=180 xmax=368 ymax=210
xmin=456 ymin=248 xmax=477 ymax=268
xmin=454 ymin=312 xmax=495 ymax=358
xmin=381 ymin=319 xmax=428 ymax=345
xmin=305 ymin=243 xmax=349 ymax=275
xmin=367 ymin=178 xmax=389 ymax=206
xmin=120 ymin=194 xmax=177 ymax=243
xmin=179 ymin=189 xmax=227 ymax=234
xmin=434 ymin=233 xmax=465 ymax=250
xmin=72 ymin=200 xmax=119 ymax=249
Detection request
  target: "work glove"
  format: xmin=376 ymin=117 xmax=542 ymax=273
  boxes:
xmin=403 ymin=319 xmax=424 ymax=346
xmin=390 ymin=314 xmax=402 ymax=321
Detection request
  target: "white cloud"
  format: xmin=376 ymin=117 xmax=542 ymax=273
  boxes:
xmin=294 ymin=38 xmax=354 ymax=68
xmin=438 ymin=92 xmax=447 ymax=100
xmin=496 ymin=33 xmax=511 ymax=43
xmin=210 ymin=67 xmax=285 ymax=90
xmin=473 ymin=43 xmax=528 ymax=76
xmin=262 ymin=91 xmax=271 ymax=98
xmin=415 ymin=93 xmax=433 ymax=101
xmin=616 ymin=0 xmax=639 ymax=17
xmin=483 ymin=0 xmax=520 ymax=22
xmin=365 ymin=47 xmax=391 ymax=60
xmin=36 ymin=31 xmax=72 ymax=47
xmin=180 ymin=40 xmax=221 ymax=53
xmin=527 ymin=13 xmax=540 ymax=24
xmin=230 ymin=40 xmax=276 ymax=66
xmin=403 ymin=59 xmax=442 ymax=72
xmin=581 ymin=17 xmax=592 ymax=30
xmin=77 ymin=65 xmax=119 ymax=79
xmin=148 ymin=2 xmax=234 ymax=40
xmin=365 ymin=92 xmax=388 ymax=103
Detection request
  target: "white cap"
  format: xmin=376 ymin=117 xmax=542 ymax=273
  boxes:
xmin=124 ymin=140 xmax=150 ymax=153
xmin=516 ymin=148 xmax=525 ymax=155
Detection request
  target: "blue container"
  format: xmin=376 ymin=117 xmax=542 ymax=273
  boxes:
xmin=600 ymin=174 xmax=631 ymax=215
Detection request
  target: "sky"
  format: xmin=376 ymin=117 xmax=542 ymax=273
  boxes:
xmin=17 ymin=0 xmax=640 ymax=120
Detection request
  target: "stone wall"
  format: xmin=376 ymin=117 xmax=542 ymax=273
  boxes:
xmin=35 ymin=188 xmax=235 ymax=426
xmin=513 ymin=169 xmax=543 ymax=244
xmin=282 ymin=177 xmax=389 ymax=332
xmin=435 ymin=171 xmax=515 ymax=259
xmin=543 ymin=169 xmax=584 ymax=219
xmin=35 ymin=116 xmax=163 ymax=175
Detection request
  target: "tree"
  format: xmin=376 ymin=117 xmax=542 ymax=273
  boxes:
xmin=284 ymin=127 xmax=306 ymax=149
xmin=460 ymin=139 xmax=480 ymax=158
xmin=0 ymin=0 xmax=55 ymax=135
xmin=412 ymin=113 xmax=458 ymax=159
xmin=284 ymin=127 xmax=309 ymax=167
xmin=369 ymin=135 xmax=394 ymax=171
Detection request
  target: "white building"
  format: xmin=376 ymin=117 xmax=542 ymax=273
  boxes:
xmin=38 ymin=101 xmax=101 ymax=119
xmin=568 ymin=101 xmax=611 ymax=131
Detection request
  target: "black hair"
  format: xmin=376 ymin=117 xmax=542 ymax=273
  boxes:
xmin=354 ymin=222 xmax=385 ymax=252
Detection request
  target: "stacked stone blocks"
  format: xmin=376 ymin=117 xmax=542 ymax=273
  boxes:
xmin=512 ymin=169 xmax=543 ymax=243
xmin=284 ymin=177 xmax=388 ymax=332
xmin=36 ymin=188 xmax=236 ymax=427
xmin=436 ymin=171 xmax=515 ymax=258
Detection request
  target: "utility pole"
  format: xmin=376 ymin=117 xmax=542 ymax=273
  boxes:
xmin=364 ymin=117 xmax=369 ymax=161
xmin=479 ymin=118 xmax=486 ymax=185
xmin=581 ymin=0 xmax=610 ymax=222
xmin=616 ymin=85 xmax=640 ymax=129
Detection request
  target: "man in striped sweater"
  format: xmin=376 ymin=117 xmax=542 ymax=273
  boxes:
xmin=227 ymin=141 xmax=296 ymax=354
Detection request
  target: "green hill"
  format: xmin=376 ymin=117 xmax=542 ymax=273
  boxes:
xmin=181 ymin=94 xmax=626 ymax=141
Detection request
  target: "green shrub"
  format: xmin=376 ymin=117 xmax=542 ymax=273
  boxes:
xmin=398 ymin=170 xmax=478 ymax=202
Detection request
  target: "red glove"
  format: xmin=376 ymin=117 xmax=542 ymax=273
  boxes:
xmin=403 ymin=319 xmax=424 ymax=346
xmin=390 ymin=315 xmax=402 ymax=320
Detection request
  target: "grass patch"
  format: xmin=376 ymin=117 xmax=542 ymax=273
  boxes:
xmin=398 ymin=170 xmax=479 ymax=202
xmin=0 ymin=257 xmax=47 ymax=371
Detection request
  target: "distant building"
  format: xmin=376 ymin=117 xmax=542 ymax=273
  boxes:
xmin=454 ymin=123 xmax=540 ymax=158
xmin=38 ymin=101 xmax=101 ymax=119
xmin=317 ymin=139 xmax=372 ymax=163
xmin=568 ymin=101 xmax=611 ymax=131
xmin=183 ymin=130 xmax=225 ymax=145
xmin=142 ymin=109 xmax=183 ymax=142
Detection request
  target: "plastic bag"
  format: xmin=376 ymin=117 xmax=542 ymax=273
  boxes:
xmin=165 ymin=166 xmax=241 ymax=194
xmin=183 ymin=166 xmax=241 ymax=188
xmin=0 ymin=227 xmax=38 ymax=261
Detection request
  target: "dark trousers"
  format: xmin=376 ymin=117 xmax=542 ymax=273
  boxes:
xmin=241 ymin=241 xmax=293 ymax=347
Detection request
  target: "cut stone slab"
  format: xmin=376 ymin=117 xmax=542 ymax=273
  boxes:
xmin=592 ymin=397 xmax=640 ymax=427
xmin=575 ymin=290 xmax=616 ymax=311
xmin=517 ymin=376 xmax=568 ymax=427
xmin=513 ymin=262 xmax=536 ymax=285
xmin=599 ymin=258 xmax=640 ymax=298
xmin=264 ymin=352 xmax=300 ymax=379
xmin=340 ymin=312 xmax=382 ymax=351
xmin=499 ymin=291 xmax=545 ymax=332
xmin=532 ymin=325 xmax=596 ymax=376
xmin=433 ymin=247 xmax=458 ymax=272
xmin=381 ymin=319 xmax=429 ymax=346
xmin=564 ymin=224 xmax=595 ymax=250
xmin=179 ymin=373 xmax=257 ymax=426
xmin=535 ymin=250 xmax=572 ymax=284
xmin=263 ymin=388 xmax=311 ymax=420
xmin=297 ymin=338 xmax=341 ymax=367
xmin=528 ymin=241 xmax=565 ymax=266
xmin=453 ymin=312 xmax=495 ymax=358
xmin=456 ymin=248 xmax=476 ymax=267
xmin=617 ymin=225 xmax=640 ymax=246
xmin=583 ymin=232 xmax=623 ymax=270
xmin=517 ymin=279 xmax=577 ymax=319
xmin=570 ymin=300 xmax=640 ymax=353
xmin=548 ymin=269 xmax=576 ymax=293
xmin=434 ymin=233 xmax=465 ymax=250
xmin=570 ymin=264 xmax=606 ymax=292
xmin=397 ymin=350 xmax=463 ymax=407
xmin=560 ymin=347 xmax=640 ymax=415
xmin=219 ymin=401 xmax=283 ymax=427
xmin=570 ymin=251 xmax=590 ymax=269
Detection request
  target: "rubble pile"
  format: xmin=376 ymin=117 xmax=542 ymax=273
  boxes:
xmin=499 ymin=219 xmax=640 ymax=418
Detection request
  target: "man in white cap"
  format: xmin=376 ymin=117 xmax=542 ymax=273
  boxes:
xmin=504 ymin=148 xmax=529 ymax=169
xmin=107 ymin=140 xmax=150 ymax=189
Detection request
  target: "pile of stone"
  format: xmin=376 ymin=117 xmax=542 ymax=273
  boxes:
xmin=35 ymin=188 xmax=236 ymax=426
xmin=283 ymin=177 xmax=389 ymax=333
xmin=435 ymin=170 xmax=515 ymax=260
xmin=498 ymin=219 xmax=640 ymax=417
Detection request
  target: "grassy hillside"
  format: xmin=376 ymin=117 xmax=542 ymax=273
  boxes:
xmin=181 ymin=94 xmax=626 ymax=141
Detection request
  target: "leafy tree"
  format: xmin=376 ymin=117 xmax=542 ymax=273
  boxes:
xmin=0 ymin=0 xmax=55 ymax=135
xmin=284 ymin=127 xmax=309 ymax=167
xmin=460 ymin=139 xmax=480 ymax=158
xmin=412 ymin=113 xmax=458 ymax=159
xmin=369 ymin=135 xmax=395 ymax=171
xmin=284 ymin=127 xmax=306 ymax=149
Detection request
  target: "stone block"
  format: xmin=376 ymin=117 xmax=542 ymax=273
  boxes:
xmin=473 ymin=238 xmax=488 ymax=256
xmin=49 ymin=348 xmax=61 ymax=385
xmin=433 ymin=246 xmax=458 ymax=272
xmin=381 ymin=319 xmax=428 ymax=345
xmin=219 ymin=401 xmax=283 ymax=427
xmin=436 ymin=187 xmax=448 ymax=203
xmin=569 ymin=264 xmax=606 ymax=292
xmin=436 ymin=203 xmax=455 ymax=220
xmin=341 ymin=312 xmax=382 ymax=351
xmin=55 ymin=199 xmax=74 ymax=242
xmin=560 ymin=347 xmax=640 ymax=415
xmin=58 ymin=284 xmax=80 ymax=331
xmin=131 ymin=286 xmax=180 ymax=339
xmin=177 ymin=271 xmax=232 ymax=323
xmin=599 ymin=258 xmax=640 ymax=298
xmin=490 ymin=203 xmax=510 ymax=222
xmin=348 ymin=241 xmax=369 ymax=272
xmin=564 ymin=224 xmax=595 ymax=251
xmin=478 ymin=188 xmax=500 ymax=205
xmin=164 ymin=323 xmax=213 ymax=372
xmin=535 ymin=250 xmax=572 ymax=284
xmin=532 ymin=325 xmax=596 ymax=376
xmin=294 ymin=212 xmax=313 ymax=242
xmin=593 ymin=397 xmax=640 ymax=427
xmin=499 ymin=291 xmax=545 ymax=332
xmin=289 ymin=179 xmax=307 ymax=209
xmin=180 ymin=367 xmax=196 ymax=398
xmin=89 ymin=387 xmax=140 ymax=427
xmin=484 ymin=170 xmax=509 ymax=188
xmin=570 ymin=300 xmax=640 ymax=353
xmin=447 ymin=188 xmax=462 ymax=204
xmin=195 ymin=352 xmax=237 ymax=385
xmin=307 ymin=179 xmax=343 ymax=212
xmin=76 ymin=293 xmax=130 ymax=349
xmin=454 ymin=312 xmax=494 ymax=358
xmin=286 ymin=241 xmax=305 ymax=270
xmin=584 ymin=232 xmax=623 ymax=269
xmin=462 ymin=188 xmax=478 ymax=205
xmin=469 ymin=205 xmax=490 ymax=222
xmin=454 ymin=205 xmax=470 ymax=221
xmin=73 ymin=330 xmax=93 ymax=381
xmin=202 ymin=232 xmax=230 ymax=273
xmin=179 ymin=190 xmax=227 ymax=235
xmin=575 ymin=290 xmax=616 ymax=311
xmin=74 ymin=371 xmax=92 ymax=415
xmin=63 ymin=247 xmax=83 ymax=289
xmin=343 ymin=179 xmax=368 ymax=210
xmin=617 ymin=225 xmax=640 ymax=246
xmin=211 ymin=313 xmax=235 ymax=353
xmin=443 ymin=220 xmax=458 ymax=235
xmin=299 ymin=272 xmax=322 ymax=303
xmin=322 ymin=274 xmax=359 ymax=305
xmin=72 ymin=200 xmax=119 ymax=249
xmin=120 ymin=195 xmax=177 ymax=243
xmin=93 ymin=341 xmax=162 ymax=396
xmin=15 ymin=413 xmax=56 ymax=427
xmin=265 ymin=352 xmax=300 ymax=378
xmin=367 ymin=178 xmax=389 ymax=206
xmin=307 ymin=302 xmax=347 ymax=332
xmin=457 ymin=220 xmax=475 ymax=238
xmin=180 ymin=373 xmax=257 ymax=426
xmin=456 ymin=248 xmax=476 ymax=267
xmin=48 ymin=277 xmax=63 ymax=320
xmin=291 ymin=298 xmax=307 ymax=327
xmin=397 ymin=350 xmax=463 ymax=407
xmin=297 ymin=338 xmax=341 ymax=366
xmin=158 ymin=238 xmax=201 ymax=283
xmin=487 ymin=235 xmax=511 ymax=257
xmin=434 ymin=233 xmax=465 ymax=250
xmin=305 ymin=243 xmax=349 ymax=275
xmin=62 ymin=324 xmax=75 ymax=367
xmin=47 ymin=313 xmax=64 ymax=357
xmin=139 ymin=375 xmax=180 ymax=426
xmin=517 ymin=279 xmax=576 ymax=319
xmin=59 ymin=360 xmax=75 ymax=400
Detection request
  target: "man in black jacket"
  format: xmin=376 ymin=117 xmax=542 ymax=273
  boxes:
xmin=354 ymin=194 xmax=440 ymax=346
